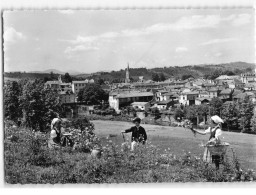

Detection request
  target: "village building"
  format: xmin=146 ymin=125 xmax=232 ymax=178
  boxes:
xmin=109 ymin=91 xmax=154 ymax=111
xmin=241 ymin=71 xmax=256 ymax=83
xmin=45 ymin=80 xmax=61 ymax=89
xmin=71 ymin=79 xmax=94 ymax=94
xmin=218 ymin=88 xmax=233 ymax=102
xmin=154 ymin=100 xmax=174 ymax=110
xmin=207 ymin=88 xmax=219 ymax=98
xmin=233 ymin=92 xmax=256 ymax=103
xmin=131 ymin=102 xmax=150 ymax=110
xmin=44 ymin=75 xmax=63 ymax=90
xmin=179 ymin=91 xmax=199 ymax=106
xmin=195 ymin=97 xmax=211 ymax=105
xmin=155 ymin=90 xmax=168 ymax=101
xmin=162 ymin=92 xmax=179 ymax=101
xmin=60 ymin=83 xmax=72 ymax=93
xmin=59 ymin=91 xmax=76 ymax=104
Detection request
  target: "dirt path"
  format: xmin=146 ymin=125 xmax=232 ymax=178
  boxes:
xmin=93 ymin=120 xmax=256 ymax=169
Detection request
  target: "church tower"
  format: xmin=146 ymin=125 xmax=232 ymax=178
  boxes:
xmin=58 ymin=75 xmax=62 ymax=84
xmin=125 ymin=63 xmax=130 ymax=83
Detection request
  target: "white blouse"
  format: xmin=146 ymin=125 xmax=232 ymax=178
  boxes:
xmin=204 ymin=127 xmax=222 ymax=138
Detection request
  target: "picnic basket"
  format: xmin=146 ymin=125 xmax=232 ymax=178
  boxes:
xmin=204 ymin=142 xmax=230 ymax=155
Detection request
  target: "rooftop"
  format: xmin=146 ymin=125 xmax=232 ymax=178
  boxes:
xmin=45 ymin=81 xmax=60 ymax=85
xmin=131 ymin=102 xmax=149 ymax=106
xmin=109 ymin=91 xmax=154 ymax=98
xmin=196 ymin=97 xmax=212 ymax=101
xmin=156 ymin=100 xmax=173 ymax=104
xmin=219 ymin=89 xmax=233 ymax=95
xmin=182 ymin=91 xmax=199 ymax=95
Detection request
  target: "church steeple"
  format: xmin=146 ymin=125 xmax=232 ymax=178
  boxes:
xmin=125 ymin=63 xmax=130 ymax=83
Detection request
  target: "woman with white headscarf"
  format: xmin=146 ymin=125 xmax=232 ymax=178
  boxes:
xmin=48 ymin=117 xmax=62 ymax=148
xmin=190 ymin=115 xmax=224 ymax=169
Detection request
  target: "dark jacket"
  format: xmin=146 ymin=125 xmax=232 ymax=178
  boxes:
xmin=125 ymin=126 xmax=147 ymax=143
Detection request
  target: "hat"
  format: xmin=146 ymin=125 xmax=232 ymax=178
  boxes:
xmin=132 ymin=117 xmax=141 ymax=123
xmin=211 ymin=115 xmax=224 ymax=124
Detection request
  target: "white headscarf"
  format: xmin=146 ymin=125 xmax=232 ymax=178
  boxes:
xmin=211 ymin=115 xmax=224 ymax=124
xmin=51 ymin=118 xmax=61 ymax=130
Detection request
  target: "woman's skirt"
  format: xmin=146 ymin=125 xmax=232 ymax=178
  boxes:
xmin=203 ymin=147 xmax=212 ymax=163
xmin=203 ymin=147 xmax=224 ymax=163
xmin=48 ymin=139 xmax=60 ymax=149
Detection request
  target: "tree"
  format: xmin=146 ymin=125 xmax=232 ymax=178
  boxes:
xmin=77 ymin=83 xmax=108 ymax=105
xmin=150 ymin=107 xmax=161 ymax=120
xmin=174 ymin=107 xmax=184 ymax=121
xmin=223 ymin=70 xmax=235 ymax=76
xmin=196 ymin=104 xmax=210 ymax=124
xmin=152 ymin=73 xmax=160 ymax=82
xmin=184 ymin=105 xmax=197 ymax=124
xmin=20 ymin=79 xmax=62 ymax=131
xmin=4 ymin=81 xmax=22 ymax=122
xmin=250 ymin=109 xmax=256 ymax=133
xmin=221 ymin=102 xmax=239 ymax=131
xmin=159 ymin=73 xmax=166 ymax=81
xmin=209 ymin=97 xmax=223 ymax=117
xmin=97 ymin=78 xmax=105 ymax=85
xmin=181 ymin=74 xmax=193 ymax=80
xmin=237 ymin=95 xmax=254 ymax=133
xmin=63 ymin=73 xmax=72 ymax=83
xmin=50 ymin=71 xmax=56 ymax=80
xmin=44 ymin=76 xmax=50 ymax=83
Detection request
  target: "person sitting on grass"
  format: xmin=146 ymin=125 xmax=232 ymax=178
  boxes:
xmin=122 ymin=117 xmax=147 ymax=151
xmin=189 ymin=115 xmax=224 ymax=169
xmin=48 ymin=116 xmax=63 ymax=149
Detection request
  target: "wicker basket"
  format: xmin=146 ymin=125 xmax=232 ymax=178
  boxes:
xmin=204 ymin=142 xmax=230 ymax=155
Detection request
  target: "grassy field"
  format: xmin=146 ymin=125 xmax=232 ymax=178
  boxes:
xmin=93 ymin=120 xmax=256 ymax=170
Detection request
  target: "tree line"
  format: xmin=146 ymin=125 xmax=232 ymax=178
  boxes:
xmin=4 ymin=79 xmax=109 ymax=131
xmin=174 ymin=97 xmax=256 ymax=133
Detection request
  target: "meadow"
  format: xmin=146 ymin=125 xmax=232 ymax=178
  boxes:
xmin=4 ymin=120 xmax=256 ymax=184
xmin=93 ymin=120 xmax=256 ymax=170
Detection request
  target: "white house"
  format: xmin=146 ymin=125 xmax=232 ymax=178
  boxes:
xmin=179 ymin=91 xmax=199 ymax=106
xmin=71 ymin=79 xmax=94 ymax=94
xmin=109 ymin=91 xmax=154 ymax=111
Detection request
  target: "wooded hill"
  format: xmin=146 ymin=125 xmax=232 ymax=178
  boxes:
xmin=4 ymin=61 xmax=255 ymax=82
xmin=85 ymin=61 xmax=255 ymax=82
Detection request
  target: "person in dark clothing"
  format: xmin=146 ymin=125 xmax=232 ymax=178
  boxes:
xmin=122 ymin=117 xmax=147 ymax=151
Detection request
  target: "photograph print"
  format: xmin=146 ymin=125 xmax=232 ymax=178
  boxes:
xmin=3 ymin=8 xmax=256 ymax=184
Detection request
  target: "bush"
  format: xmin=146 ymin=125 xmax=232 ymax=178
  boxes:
xmin=174 ymin=108 xmax=184 ymax=121
xmin=4 ymin=123 xmax=256 ymax=183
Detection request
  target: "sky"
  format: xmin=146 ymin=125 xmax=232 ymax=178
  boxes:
xmin=3 ymin=9 xmax=255 ymax=73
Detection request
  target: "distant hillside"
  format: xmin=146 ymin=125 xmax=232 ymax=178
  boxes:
xmin=5 ymin=62 xmax=255 ymax=82
xmin=4 ymin=72 xmax=60 ymax=80
xmin=28 ymin=69 xmax=86 ymax=75
xmin=83 ymin=62 xmax=255 ymax=82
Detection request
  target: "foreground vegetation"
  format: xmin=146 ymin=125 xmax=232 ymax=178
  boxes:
xmin=4 ymin=121 xmax=256 ymax=184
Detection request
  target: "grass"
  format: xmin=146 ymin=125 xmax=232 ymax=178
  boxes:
xmin=4 ymin=120 xmax=256 ymax=184
xmin=93 ymin=120 xmax=256 ymax=170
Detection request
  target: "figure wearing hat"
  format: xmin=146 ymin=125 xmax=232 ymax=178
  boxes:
xmin=122 ymin=117 xmax=147 ymax=151
xmin=190 ymin=115 xmax=224 ymax=169
xmin=48 ymin=114 xmax=63 ymax=148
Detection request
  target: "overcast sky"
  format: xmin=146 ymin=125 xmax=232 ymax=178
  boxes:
xmin=3 ymin=9 xmax=255 ymax=73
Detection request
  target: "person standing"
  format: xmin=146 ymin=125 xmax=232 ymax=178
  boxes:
xmin=189 ymin=115 xmax=224 ymax=169
xmin=122 ymin=117 xmax=147 ymax=151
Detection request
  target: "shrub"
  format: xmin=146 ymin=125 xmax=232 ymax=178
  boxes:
xmin=4 ymin=125 xmax=256 ymax=183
